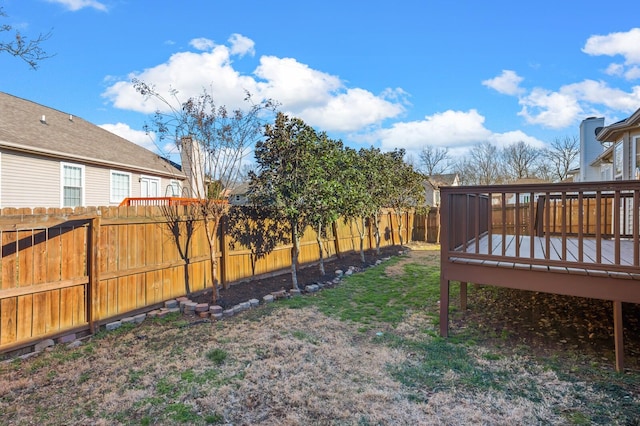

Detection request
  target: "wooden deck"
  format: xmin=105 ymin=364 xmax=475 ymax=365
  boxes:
xmin=439 ymin=181 xmax=640 ymax=371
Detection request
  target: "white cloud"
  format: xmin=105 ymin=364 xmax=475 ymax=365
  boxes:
xmin=583 ymin=28 xmax=640 ymax=64
xmin=103 ymin=41 xmax=260 ymax=114
xmin=189 ymin=38 xmax=215 ymax=51
xmin=561 ymin=80 xmax=640 ymax=112
xmin=254 ymin=56 xmax=342 ymax=110
xmin=298 ymin=88 xmax=405 ymax=132
xmin=103 ymin=35 xmax=405 ymax=134
xmin=517 ymin=81 xmax=640 ymax=128
xmin=373 ymin=109 xmax=544 ymax=160
xmin=46 ymin=0 xmax=107 ymax=12
xmin=488 ymin=131 xmax=545 ymax=149
xmin=482 ymin=70 xmax=525 ymax=95
xmin=583 ymin=28 xmax=640 ymax=81
xmin=99 ymin=123 xmax=158 ymax=153
xmin=376 ymin=109 xmax=493 ymax=152
xmin=518 ymin=88 xmax=582 ymax=128
xmin=229 ymin=34 xmax=255 ymax=57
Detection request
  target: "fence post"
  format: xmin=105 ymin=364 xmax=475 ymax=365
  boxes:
xmin=88 ymin=215 xmax=101 ymax=334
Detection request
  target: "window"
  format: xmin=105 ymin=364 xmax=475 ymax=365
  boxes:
xmin=167 ymin=180 xmax=181 ymax=196
xmin=110 ymin=171 xmax=131 ymax=203
xmin=614 ymin=142 xmax=623 ymax=180
xmin=61 ymin=163 xmax=84 ymax=207
xmin=635 ymin=137 xmax=640 ymax=179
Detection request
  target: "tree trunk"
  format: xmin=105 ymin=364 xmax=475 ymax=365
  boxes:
xmin=316 ymin=222 xmax=325 ymax=276
xmin=357 ymin=217 xmax=366 ymax=264
xmin=372 ymin=212 xmax=381 ymax=255
xmin=396 ymin=210 xmax=404 ymax=246
xmin=291 ymin=221 xmax=300 ymax=290
xmin=204 ymin=215 xmax=220 ymax=303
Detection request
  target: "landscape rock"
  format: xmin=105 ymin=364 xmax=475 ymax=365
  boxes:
xmin=210 ymin=305 xmax=223 ymax=314
xmin=263 ymin=295 xmax=275 ymax=303
xmin=249 ymin=298 xmax=260 ymax=307
xmin=164 ymin=300 xmax=178 ymax=309
xmin=195 ymin=303 xmax=209 ymax=313
xmin=67 ymin=340 xmax=83 ymax=349
xmin=34 ymin=339 xmax=55 ymax=352
xmin=105 ymin=321 xmax=121 ymax=331
xmin=57 ymin=333 xmax=76 ymax=344
xmin=133 ymin=313 xmax=147 ymax=324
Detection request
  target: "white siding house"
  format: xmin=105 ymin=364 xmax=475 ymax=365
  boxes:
xmin=0 ymin=92 xmax=185 ymax=208
xmin=577 ymin=108 xmax=640 ymax=183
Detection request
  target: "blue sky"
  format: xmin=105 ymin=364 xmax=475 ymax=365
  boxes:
xmin=2 ymin=0 xmax=640 ymax=165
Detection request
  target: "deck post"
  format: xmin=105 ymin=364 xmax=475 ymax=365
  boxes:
xmin=460 ymin=282 xmax=467 ymax=311
xmin=613 ymin=300 xmax=624 ymax=372
xmin=440 ymin=277 xmax=450 ymax=337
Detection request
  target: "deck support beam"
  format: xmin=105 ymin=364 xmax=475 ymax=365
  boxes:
xmin=613 ymin=300 xmax=624 ymax=372
xmin=460 ymin=282 xmax=467 ymax=311
xmin=440 ymin=278 xmax=450 ymax=337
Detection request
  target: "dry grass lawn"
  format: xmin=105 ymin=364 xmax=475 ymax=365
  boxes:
xmin=1 ymin=243 xmax=638 ymax=425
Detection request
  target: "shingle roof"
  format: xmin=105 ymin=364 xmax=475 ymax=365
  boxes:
xmin=0 ymin=92 xmax=184 ymax=179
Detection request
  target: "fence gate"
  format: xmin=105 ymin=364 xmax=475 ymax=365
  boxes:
xmin=0 ymin=219 xmax=91 ymax=352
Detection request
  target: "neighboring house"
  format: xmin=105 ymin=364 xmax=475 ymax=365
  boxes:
xmin=424 ymin=173 xmax=459 ymax=207
xmin=228 ymin=182 xmax=251 ymax=206
xmin=0 ymin=92 xmax=185 ymax=208
xmin=577 ymin=108 xmax=640 ymax=182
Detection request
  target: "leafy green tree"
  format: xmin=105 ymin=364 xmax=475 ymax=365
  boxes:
xmin=339 ymin=147 xmax=383 ymax=263
xmin=249 ymin=113 xmax=322 ymax=290
xmin=386 ymin=153 xmax=426 ymax=246
xmin=358 ymin=147 xmax=397 ymax=256
xmin=306 ymin=133 xmax=345 ymax=276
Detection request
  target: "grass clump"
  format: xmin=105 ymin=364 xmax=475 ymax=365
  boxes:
xmin=205 ymin=348 xmax=227 ymax=365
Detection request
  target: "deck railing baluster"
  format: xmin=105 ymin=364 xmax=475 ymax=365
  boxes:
xmin=634 ymin=189 xmax=639 ymax=267
xmin=614 ymin=190 xmax=621 ymax=265
xmin=561 ymin=192 xmax=567 ymax=261
xmin=515 ymin=193 xmax=520 ymax=257
xmin=501 ymin=192 xmax=506 ymax=257
xmin=578 ymin=191 xmax=584 ymax=263
xmin=530 ymin=192 xmax=535 ymax=259
xmin=596 ymin=191 xmax=602 ymax=263
xmin=545 ymin=191 xmax=551 ymax=260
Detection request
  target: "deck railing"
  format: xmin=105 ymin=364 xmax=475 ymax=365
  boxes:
xmin=119 ymin=197 xmax=230 ymax=207
xmin=441 ymin=180 xmax=640 ymax=274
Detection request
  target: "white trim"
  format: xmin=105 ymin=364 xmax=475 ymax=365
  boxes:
xmin=110 ymin=170 xmax=132 ymax=203
xmin=60 ymin=162 xmax=85 ymax=207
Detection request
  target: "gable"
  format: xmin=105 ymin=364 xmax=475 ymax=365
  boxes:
xmin=0 ymin=92 xmax=184 ymax=179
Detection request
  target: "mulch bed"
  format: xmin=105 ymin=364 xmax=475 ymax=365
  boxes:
xmin=193 ymin=245 xmax=405 ymax=309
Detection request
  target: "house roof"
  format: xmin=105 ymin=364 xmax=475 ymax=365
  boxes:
xmin=596 ymin=107 xmax=640 ymax=142
xmin=427 ymin=173 xmax=459 ymax=188
xmin=0 ymin=92 xmax=184 ymax=179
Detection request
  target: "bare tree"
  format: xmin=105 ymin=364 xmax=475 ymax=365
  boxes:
xmin=1 ymin=7 xmax=53 ymax=70
xmin=545 ymin=136 xmax=579 ymax=182
xmin=419 ymin=146 xmax=450 ymax=176
xmin=454 ymin=142 xmax=503 ymax=185
xmin=502 ymin=141 xmax=542 ymax=182
xmin=134 ymin=80 xmax=275 ymax=302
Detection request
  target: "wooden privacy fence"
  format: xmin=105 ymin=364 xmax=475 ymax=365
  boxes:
xmin=0 ymin=206 xmax=415 ymax=354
